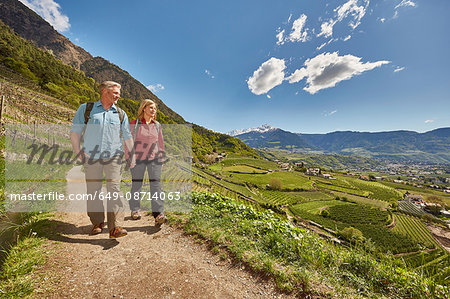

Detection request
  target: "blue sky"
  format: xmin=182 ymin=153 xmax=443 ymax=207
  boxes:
xmin=19 ymin=0 xmax=450 ymax=134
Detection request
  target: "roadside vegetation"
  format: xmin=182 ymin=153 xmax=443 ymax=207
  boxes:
xmin=173 ymin=192 xmax=448 ymax=298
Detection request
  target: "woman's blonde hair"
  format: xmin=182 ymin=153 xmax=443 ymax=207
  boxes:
xmin=137 ymin=99 xmax=158 ymax=120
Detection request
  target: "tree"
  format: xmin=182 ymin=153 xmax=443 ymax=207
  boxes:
xmin=268 ymin=178 xmax=283 ymax=191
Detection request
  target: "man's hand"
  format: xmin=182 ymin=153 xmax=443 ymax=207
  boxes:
xmin=70 ymin=132 xmax=88 ymax=163
xmin=129 ymin=155 xmax=136 ymax=169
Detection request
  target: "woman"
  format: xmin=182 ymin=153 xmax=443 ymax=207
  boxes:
xmin=128 ymin=99 xmax=167 ymax=226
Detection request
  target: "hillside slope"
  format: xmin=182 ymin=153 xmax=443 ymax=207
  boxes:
xmin=0 ymin=0 xmax=256 ymax=159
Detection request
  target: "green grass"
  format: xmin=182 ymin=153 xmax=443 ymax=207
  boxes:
xmin=222 ymin=165 xmax=267 ymax=173
xmin=296 ymin=191 xmax=334 ymax=201
xmin=0 ymin=213 xmax=52 ymax=298
xmin=316 ymin=182 xmax=369 ymax=196
xmin=291 ymin=200 xmax=352 ymax=215
xmin=329 ymin=191 xmax=390 ymax=209
xmin=231 ymin=171 xmax=314 ymax=190
xmin=0 ymin=236 xmax=45 ymax=298
xmin=216 ymin=156 xmax=279 ymax=170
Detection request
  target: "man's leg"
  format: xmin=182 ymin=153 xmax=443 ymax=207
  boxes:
xmin=84 ymin=160 xmax=105 ymax=226
xmin=104 ymin=157 xmax=125 ymax=231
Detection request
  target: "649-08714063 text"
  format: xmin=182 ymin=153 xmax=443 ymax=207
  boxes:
xmin=8 ymin=191 xmax=181 ymax=201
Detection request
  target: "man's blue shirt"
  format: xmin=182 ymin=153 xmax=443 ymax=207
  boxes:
xmin=71 ymin=100 xmax=132 ymax=159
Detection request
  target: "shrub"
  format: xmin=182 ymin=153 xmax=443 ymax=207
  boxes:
xmin=339 ymin=226 xmax=364 ymax=243
xmin=320 ymin=209 xmax=330 ymax=217
xmin=268 ymin=178 xmax=283 ymax=191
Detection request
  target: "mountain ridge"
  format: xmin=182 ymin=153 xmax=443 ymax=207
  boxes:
xmin=233 ymin=125 xmax=450 ymax=164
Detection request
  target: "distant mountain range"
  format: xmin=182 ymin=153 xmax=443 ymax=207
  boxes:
xmin=229 ymin=125 xmax=450 ymax=164
xmin=228 ymin=124 xmax=277 ymax=137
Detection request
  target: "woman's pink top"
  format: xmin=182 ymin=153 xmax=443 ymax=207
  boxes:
xmin=127 ymin=118 xmax=164 ymax=161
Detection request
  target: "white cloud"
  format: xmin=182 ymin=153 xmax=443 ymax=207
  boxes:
xmin=276 ymin=29 xmax=285 ymax=45
xmin=343 ymin=35 xmax=352 ymax=41
xmin=324 ymin=110 xmax=338 ymax=116
xmin=395 ymin=0 xmax=416 ymax=9
xmin=277 ymin=14 xmax=309 ymax=45
xmin=394 ymin=66 xmax=405 ymax=73
xmin=288 ymin=14 xmax=308 ymax=42
xmin=287 ymin=14 xmax=292 ymax=24
xmin=379 ymin=18 xmax=386 ymax=23
xmin=287 ymin=52 xmax=390 ymax=94
xmin=316 ymin=42 xmax=327 ymax=50
xmin=316 ymin=38 xmax=334 ymax=50
xmin=205 ymin=69 xmax=215 ymax=79
xmin=425 ymin=119 xmax=434 ymax=124
xmin=393 ymin=10 xmax=399 ymax=19
xmin=266 ymin=95 xmax=271 ymax=99
xmin=317 ymin=20 xmax=335 ymax=38
xmin=317 ymin=0 xmax=369 ymax=38
xmin=247 ymin=57 xmax=286 ymax=95
xmin=19 ymin=0 xmax=70 ymax=32
xmin=146 ymin=83 xmax=165 ymax=93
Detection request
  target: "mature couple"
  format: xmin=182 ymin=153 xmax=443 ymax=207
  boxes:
xmin=70 ymin=81 xmax=166 ymax=239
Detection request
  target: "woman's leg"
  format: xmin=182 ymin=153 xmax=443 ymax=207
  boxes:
xmin=147 ymin=159 xmax=163 ymax=217
xmin=129 ymin=161 xmax=146 ymax=212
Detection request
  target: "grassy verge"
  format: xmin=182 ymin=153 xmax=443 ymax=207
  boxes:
xmin=0 ymin=213 xmax=51 ymax=298
xmin=171 ymin=192 xmax=448 ymax=298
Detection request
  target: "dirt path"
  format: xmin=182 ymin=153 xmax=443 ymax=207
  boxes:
xmin=34 ymin=167 xmax=295 ymax=298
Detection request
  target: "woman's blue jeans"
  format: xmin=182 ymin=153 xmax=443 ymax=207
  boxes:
xmin=129 ymin=159 xmax=163 ymax=216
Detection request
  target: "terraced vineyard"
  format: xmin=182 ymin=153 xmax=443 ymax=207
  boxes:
xmin=257 ymin=190 xmax=302 ymax=206
xmin=393 ymin=214 xmax=439 ymax=248
xmin=328 ymin=204 xmax=390 ymax=226
xmin=398 ymin=200 xmax=427 ymax=216
xmin=194 ymin=153 xmax=448 ymax=279
xmin=290 ymin=200 xmax=420 ymax=253
xmin=313 ymin=175 xmax=403 ymax=203
xmin=347 ymin=178 xmax=403 ymax=203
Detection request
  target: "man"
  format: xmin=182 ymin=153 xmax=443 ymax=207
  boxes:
xmin=70 ymin=81 xmax=136 ymax=238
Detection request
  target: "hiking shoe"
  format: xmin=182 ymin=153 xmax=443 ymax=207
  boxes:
xmin=109 ymin=227 xmax=128 ymax=239
xmin=155 ymin=213 xmax=167 ymax=227
xmin=90 ymin=222 xmax=104 ymax=235
xmin=131 ymin=210 xmax=141 ymax=220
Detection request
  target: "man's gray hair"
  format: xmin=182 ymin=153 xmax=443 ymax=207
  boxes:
xmin=99 ymin=81 xmax=121 ymax=92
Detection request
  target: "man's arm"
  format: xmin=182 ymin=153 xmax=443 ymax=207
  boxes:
xmin=70 ymin=103 xmax=88 ymax=161
xmin=124 ymin=137 xmax=136 ymax=168
xmin=70 ymin=132 xmax=89 ymax=161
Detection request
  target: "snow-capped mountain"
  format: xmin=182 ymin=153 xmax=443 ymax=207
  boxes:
xmin=227 ymin=124 xmax=277 ymax=136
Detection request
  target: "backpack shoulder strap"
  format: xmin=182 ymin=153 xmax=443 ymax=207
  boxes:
xmin=116 ymin=107 xmax=124 ymax=124
xmin=84 ymin=102 xmax=94 ymax=124
xmin=133 ymin=118 xmax=140 ymax=141
xmin=153 ymin=120 xmax=161 ymax=136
